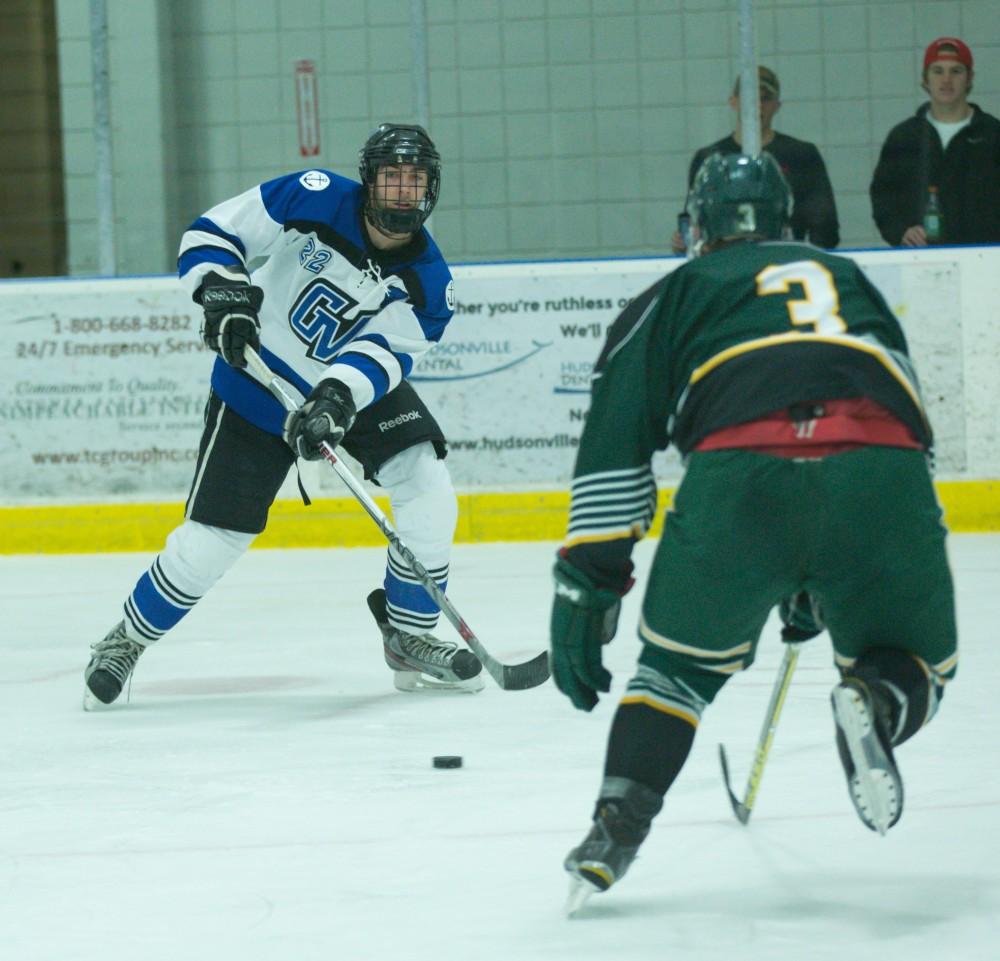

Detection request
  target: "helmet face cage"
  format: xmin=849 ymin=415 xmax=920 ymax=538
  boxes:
xmin=359 ymin=123 xmax=442 ymax=235
xmin=688 ymin=152 xmax=792 ymax=253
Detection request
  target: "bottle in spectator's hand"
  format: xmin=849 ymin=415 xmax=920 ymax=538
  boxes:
xmin=677 ymin=211 xmax=692 ymax=252
xmin=923 ymin=186 xmax=943 ymax=243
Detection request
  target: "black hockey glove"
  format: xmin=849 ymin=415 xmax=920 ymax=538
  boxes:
xmin=550 ymin=556 xmax=625 ymax=712
xmin=779 ymin=590 xmax=824 ymax=643
xmin=283 ymin=379 xmax=357 ymax=460
xmin=198 ymin=271 xmax=264 ymax=369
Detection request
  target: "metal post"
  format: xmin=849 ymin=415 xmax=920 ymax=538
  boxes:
xmin=409 ymin=0 xmax=430 ymax=130
xmin=408 ymin=0 xmax=433 ymax=231
xmin=89 ymin=0 xmax=116 ymax=275
xmin=738 ymin=0 xmax=761 ymax=158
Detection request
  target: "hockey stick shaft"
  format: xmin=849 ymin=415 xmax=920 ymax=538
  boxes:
xmin=719 ymin=640 xmax=802 ymax=823
xmin=242 ymin=347 xmax=549 ymax=691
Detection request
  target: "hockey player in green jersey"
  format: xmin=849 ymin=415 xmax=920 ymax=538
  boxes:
xmin=550 ymin=152 xmax=957 ymax=913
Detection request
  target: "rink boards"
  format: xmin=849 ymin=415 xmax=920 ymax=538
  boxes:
xmin=1 ymin=247 xmax=998 ymax=552
xmin=1 ymin=480 xmax=997 ymax=554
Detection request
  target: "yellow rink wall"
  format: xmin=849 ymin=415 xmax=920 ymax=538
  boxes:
xmin=1 ymin=480 xmax=997 ymax=554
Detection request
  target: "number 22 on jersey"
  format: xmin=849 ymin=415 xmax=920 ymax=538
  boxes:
xmin=756 ymin=260 xmax=848 ymax=335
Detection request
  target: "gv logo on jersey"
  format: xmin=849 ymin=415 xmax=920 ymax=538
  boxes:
xmin=289 ymin=278 xmax=376 ymax=363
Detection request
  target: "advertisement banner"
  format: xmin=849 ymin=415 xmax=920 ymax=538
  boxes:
xmin=0 ymin=253 xmax=977 ymax=504
xmin=394 ymin=259 xmax=682 ymax=492
xmin=0 ymin=279 xmax=210 ymax=500
xmin=861 ymin=260 xmax=965 ymax=473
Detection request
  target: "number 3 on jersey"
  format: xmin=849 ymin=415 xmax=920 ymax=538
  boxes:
xmin=756 ymin=260 xmax=848 ymax=335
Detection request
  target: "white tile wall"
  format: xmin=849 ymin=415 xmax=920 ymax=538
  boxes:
xmin=56 ymin=0 xmax=1000 ymax=274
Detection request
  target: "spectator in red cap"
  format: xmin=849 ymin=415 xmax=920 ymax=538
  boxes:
xmin=672 ymin=65 xmax=840 ymax=253
xmin=870 ymin=37 xmax=1000 ymax=246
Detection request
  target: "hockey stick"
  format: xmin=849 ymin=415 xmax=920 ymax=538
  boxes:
xmin=718 ymin=640 xmax=802 ymax=824
xmin=242 ymin=347 xmax=550 ymax=691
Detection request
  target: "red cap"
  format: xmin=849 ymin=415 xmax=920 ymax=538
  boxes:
xmin=923 ymin=37 xmax=973 ymax=72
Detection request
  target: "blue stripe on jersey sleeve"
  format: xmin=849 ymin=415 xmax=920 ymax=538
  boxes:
xmin=352 ymin=334 xmax=414 ymax=379
xmin=178 ymin=246 xmax=244 ymax=278
xmin=337 ymin=351 xmax=393 ymax=400
xmin=187 ymin=217 xmax=248 ymax=258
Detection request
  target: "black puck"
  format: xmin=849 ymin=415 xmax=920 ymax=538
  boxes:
xmin=432 ymin=755 xmax=463 ymax=769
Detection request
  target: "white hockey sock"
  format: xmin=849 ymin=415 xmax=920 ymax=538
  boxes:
xmin=123 ymin=520 xmax=255 ymax=643
xmin=374 ymin=443 xmax=457 ymax=634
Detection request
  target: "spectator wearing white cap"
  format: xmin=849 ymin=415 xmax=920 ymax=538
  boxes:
xmin=870 ymin=37 xmax=1000 ymax=246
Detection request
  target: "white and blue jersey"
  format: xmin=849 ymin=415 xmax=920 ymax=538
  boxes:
xmin=178 ymin=169 xmax=455 ymax=435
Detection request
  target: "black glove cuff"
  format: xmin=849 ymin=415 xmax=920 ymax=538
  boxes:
xmin=201 ymin=285 xmax=264 ymax=312
xmin=196 ymin=270 xmax=263 ymax=311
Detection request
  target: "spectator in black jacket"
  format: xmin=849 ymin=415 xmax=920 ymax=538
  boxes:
xmin=870 ymin=37 xmax=1000 ymax=247
xmin=672 ymin=66 xmax=840 ymax=253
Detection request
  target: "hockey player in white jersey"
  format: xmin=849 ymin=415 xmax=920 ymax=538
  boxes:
xmin=83 ymin=123 xmax=484 ymax=708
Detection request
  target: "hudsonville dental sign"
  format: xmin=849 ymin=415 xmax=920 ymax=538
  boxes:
xmin=411 ymin=339 xmax=551 ymax=381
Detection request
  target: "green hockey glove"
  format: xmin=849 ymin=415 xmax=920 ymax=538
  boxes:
xmin=779 ymin=590 xmax=824 ymax=642
xmin=550 ymin=557 xmax=623 ymax=712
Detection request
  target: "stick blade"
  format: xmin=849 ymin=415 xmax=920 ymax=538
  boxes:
xmin=495 ymin=651 xmax=550 ymax=691
xmin=718 ymin=743 xmax=751 ymax=825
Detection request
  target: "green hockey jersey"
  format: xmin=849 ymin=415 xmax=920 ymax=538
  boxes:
xmin=563 ymin=241 xmax=931 ymax=585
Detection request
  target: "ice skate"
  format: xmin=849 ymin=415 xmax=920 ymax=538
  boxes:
xmin=831 ymin=676 xmax=903 ymax=835
xmin=367 ymin=589 xmax=483 ymax=693
xmin=563 ymin=778 xmax=662 ymax=916
xmin=84 ymin=620 xmax=146 ymax=710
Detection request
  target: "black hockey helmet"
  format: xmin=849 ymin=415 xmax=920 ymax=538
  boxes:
xmin=359 ymin=123 xmax=441 ymax=235
xmin=687 ymin=152 xmax=792 ymax=253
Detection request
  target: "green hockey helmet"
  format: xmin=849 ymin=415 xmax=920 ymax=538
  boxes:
xmin=688 ymin=152 xmax=792 ymax=253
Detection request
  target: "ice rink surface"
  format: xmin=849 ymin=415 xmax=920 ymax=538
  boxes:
xmin=2 ymin=534 xmax=999 ymax=961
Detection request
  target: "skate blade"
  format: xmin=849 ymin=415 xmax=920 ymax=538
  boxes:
xmin=564 ymin=876 xmax=600 ymax=917
xmin=832 ymin=685 xmax=900 ymax=835
xmin=83 ymin=688 xmax=111 ymax=712
xmin=392 ymin=670 xmax=484 ymax=694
